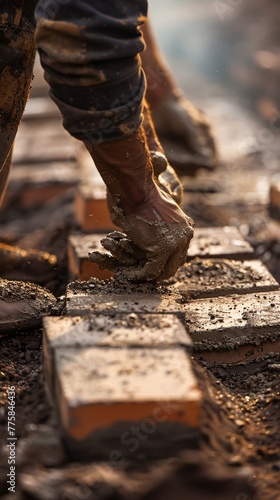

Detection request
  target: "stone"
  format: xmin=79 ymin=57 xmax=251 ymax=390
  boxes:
xmin=187 ymin=226 xmax=254 ymax=260
xmin=173 ymin=258 xmax=279 ymax=299
xmin=68 ymin=234 xmax=113 ymax=281
xmin=75 ymin=182 xmax=119 ymax=233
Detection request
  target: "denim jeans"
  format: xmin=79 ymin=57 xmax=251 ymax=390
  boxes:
xmin=0 ymin=0 xmax=148 ymax=202
xmin=35 ymin=0 xmax=148 ymax=143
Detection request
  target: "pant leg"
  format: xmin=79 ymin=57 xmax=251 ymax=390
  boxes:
xmin=35 ymin=0 xmax=148 ymax=144
xmin=0 ymin=0 xmax=37 ymax=203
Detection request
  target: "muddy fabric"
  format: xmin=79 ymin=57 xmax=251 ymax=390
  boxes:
xmin=35 ymin=0 xmax=148 ymax=143
xmin=0 ymin=0 xmax=37 ymax=202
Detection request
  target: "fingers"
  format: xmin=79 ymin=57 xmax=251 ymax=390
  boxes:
xmin=101 ymin=236 xmax=137 ymax=266
xmin=123 ymin=252 xmax=169 ymax=282
xmin=159 ymin=240 xmax=189 ymax=281
xmin=88 ymin=251 xmax=119 ymax=271
xmin=118 ymin=238 xmax=146 ymax=260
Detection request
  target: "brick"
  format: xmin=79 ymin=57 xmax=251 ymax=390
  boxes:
xmin=43 ymin=313 xmax=191 ymax=387
xmin=14 ymin=120 xmax=79 ymax=164
xmin=173 ymin=258 xmax=279 ymax=299
xmin=2 ymin=162 xmax=79 ymax=210
xmin=43 ymin=313 xmax=191 ymax=393
xmin=184 ymin=291 xmax=280 ymax=346
xmin=23 ymin=97 xmax=60 ymax=121
xmin=68 ymin=234 xmax=113 ymax=281
xmin=269 ymin=180 xmax=280 ymax=220
xmin=53 ymin=347 xmax=201 ymax=443
xmin=194 ymin=338 xmax=280 ymax=365
xmin=43 ymin=314 xmax=191 ymax=350
xmin=66 ymin=281 xmax=183 ymax=316
xmin=187 ymin=226 xmax=254 ymax=260
xmin=75 ymin=182 xmax=119 ymax=233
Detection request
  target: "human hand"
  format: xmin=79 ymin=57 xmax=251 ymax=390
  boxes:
xmin=152 ymin=93 xmax=218 ymax=175
xmin=89 ymin=185 xmax=194 ymax=281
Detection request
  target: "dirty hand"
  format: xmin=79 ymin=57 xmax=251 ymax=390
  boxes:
xmin=152 ymin=93 xmax=218 ymax=173
xmin=89 ymin=185 xmax=194 ymax=281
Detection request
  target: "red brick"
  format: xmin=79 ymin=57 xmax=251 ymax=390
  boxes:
xmin=2 ymin=161 xmax=79 ymax=210
xmin=43 ymin=313 xmax=192 ymax=394
xmin=184 ymin=291 xmax=280 ymax=363
xmin=75 ymin=183 xmax=119 ymax=233
xmin=68 ymin=234 xmax=113 ymax=281
xmin=65 ymin=281 xmax=182 ymax=316
xmin=187 ymin=226 xmax=254 ymax=260
xmin=173 ymin=258 xmax=279 ymax=299
xmin=54 ymin=346 xmax=201 ymax=442
xmin=14 ymin=119 xmax=79 ymax=164
xmin=194 ymin=338 xmax=280 ymax=365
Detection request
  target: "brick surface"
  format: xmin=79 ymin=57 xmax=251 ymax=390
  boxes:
xmin=53 ymin=347 xmax=201 ymax=441
xmin=65 ymin=284 xmax=183 ymax=316
xmin=194 ymin=338 xmax=280 ymax=365
xmin=2 ymin=162 xmax=79 ymax=210
xmin=14 ymin=120 xmax=79 ymax=164
xmin=187 ymin=226 xmax=254 ymax=260
xmin=43 ymin=313 xmax=191 ymax=393
xmin=44 ymin=314 xmax=191 ymax=350
xmin=184 ymin=291 xmax=280 ymax=347
xmin=68 ymin=234 xmax=113 ymax=281
xmin=173 ymin=258 xmax=279 ymax=299
xmin=75 ymin=183 xmax=119 ymax=233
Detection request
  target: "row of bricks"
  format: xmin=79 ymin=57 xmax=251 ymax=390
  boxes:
xmin=68 ymin=226 xmax=255 ymax=282
xmin=3 ymin=168 xmax=280 ymax=223
xmin=44 ymin=286 xmax=280 ymax=456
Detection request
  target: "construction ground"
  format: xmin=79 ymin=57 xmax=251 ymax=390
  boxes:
xmin=0 ymin=1 xmax=280 ymax=499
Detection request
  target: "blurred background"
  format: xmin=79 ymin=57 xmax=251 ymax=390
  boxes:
xmin=150 ymin=0 xmax=280 ymax=124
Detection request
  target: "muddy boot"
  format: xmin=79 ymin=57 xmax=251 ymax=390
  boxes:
xmin=0 ymin=278 xmax=56 ymax=335
xmin=141 ymin=21 xmax=218 ymax=176
xmin=0 ymin=243 xmax=58 ymax=285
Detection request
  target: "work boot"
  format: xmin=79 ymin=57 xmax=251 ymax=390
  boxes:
xmin=0 ymin=278 xmax=56 ymax=335
xmin=85 ymin=126 xmax=194 ymax=281
xmin=0 ymin=243 xmax=58 ymax=285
